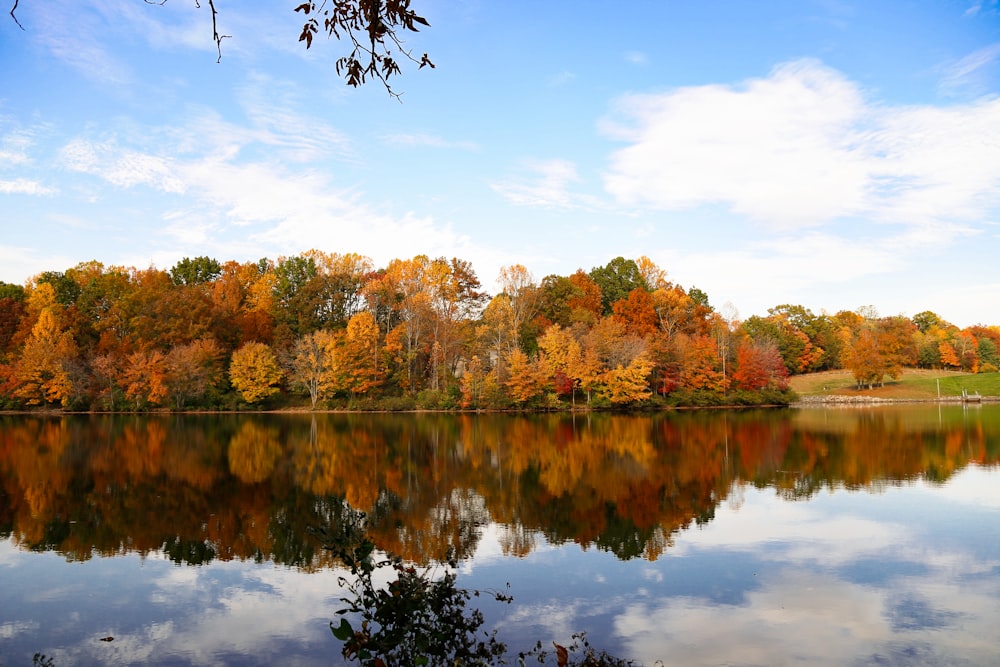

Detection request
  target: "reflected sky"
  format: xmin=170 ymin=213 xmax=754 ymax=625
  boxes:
xmin=458 ymin=465 xmax=1000 ymax=666
xmin=1 ymin=411 xmax=999 ymax=665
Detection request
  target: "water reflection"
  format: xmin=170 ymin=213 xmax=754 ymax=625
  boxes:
xmin=0 ymin=407 xmax=998 ymax=665
xmin=0 ymin=407 xmax=997 ymax=565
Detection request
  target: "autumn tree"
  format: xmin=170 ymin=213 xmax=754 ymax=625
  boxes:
xmin=477 ymin=294 xmax=518 ymax=384
xmin=91 ymin=353 xmax=125 ymax=410
xmin=338 ymin=311 xmax=384 ymax=396
xmin=636 ymin=256 xmax=670 ymax=290
xmin=458 ymin=355 xmax=489 ymax=408
xmin=12 ymin=308 xmax=77 ymax=407
xmin=165 ymin=338 xmax=224 ymax=409
xmin=301 ymin=250 xmax=374 ymax=331
xmin=230 ymin=341 xmax=283 ymax=404
xmin=497 ymin=264 xmax=540 ymax=349
xmin=938 ymin=340 xmax=961 ymax=369
xmin=288 ymin=330 xmax=339 ymax=408
xmin=532 ymin=274 xmax=579 ymax=331
xmin=503 ymin=348 xmax=545 ymax=405
xmin=0 ymin=286 xmax=26 ymax=360
xmin=952 ymin=330 xmax=979 ymax=373
xmin=741 ymin=312 xmax=823 ymax=374
xmin=536 ymin=324 xmax=583 ymax=400
xmin=612 ymin=288 xmax=658 ymax=339
xmin=382 ymin=256 xmax=435 ymax=392
xmin=846 ymin=326 xmax=884 ymax=388
xmin=732 ymin=339 xmax=789 ymax=391
xmin=598 ymin=353 xmax=654 ymax=405
xmin=674 ymin=333 xmax=728 ymax=393
xmin=210 ymin=259 xmax=276 ymax=348
xmin=841 ymin=316 xmax=914 ymax=389
xmin=425 ymin=257 xmax=486 ymax=391
xmin=122 ymin=349 xmax=169 ymax=408
xmin=566 ymin=270 xmax=603 ymax=325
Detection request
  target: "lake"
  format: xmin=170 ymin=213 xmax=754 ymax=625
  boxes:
xmin=1 ymin=406 xmax=998 ymax=666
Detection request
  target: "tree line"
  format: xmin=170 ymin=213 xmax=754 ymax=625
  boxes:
xmin=0 ymin=252 xmax=996 ymax=411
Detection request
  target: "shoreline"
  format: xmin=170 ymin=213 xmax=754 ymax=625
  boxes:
xmin=3 ymin=397 xmax=998 ymax=416
xmin=791 ymin=395 xmax=999 ymax=406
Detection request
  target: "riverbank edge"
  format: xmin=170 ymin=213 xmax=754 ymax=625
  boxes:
xmin=6 ymin=396 xmax=999 ymax=416
xmin=791 ymin=395 xmax=1000 ymax=406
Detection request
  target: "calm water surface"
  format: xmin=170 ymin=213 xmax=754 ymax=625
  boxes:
xmin=1 ymin=406 xmax=998 ymax=666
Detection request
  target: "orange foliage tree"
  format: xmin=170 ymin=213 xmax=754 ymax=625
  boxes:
xmin=732 ymin=339 xmax=789 ymax=391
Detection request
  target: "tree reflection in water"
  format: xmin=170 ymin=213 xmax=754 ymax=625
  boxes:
xmin=0 ymin=406 xmax=998 ymax=665
xmin=1 ymin=407 xmax=997 ymax=567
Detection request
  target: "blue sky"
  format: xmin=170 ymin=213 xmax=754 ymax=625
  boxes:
xmin=2 ymin=0 xmax=999 ymax=327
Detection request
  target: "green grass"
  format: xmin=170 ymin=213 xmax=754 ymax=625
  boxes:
xmin=789 ymin=368 xmax=1000 ymax=399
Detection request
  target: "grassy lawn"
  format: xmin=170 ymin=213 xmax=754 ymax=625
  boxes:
xmin=788 ymin=368 xmax=1000 ymax=399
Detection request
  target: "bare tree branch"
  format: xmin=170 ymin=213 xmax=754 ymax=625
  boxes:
xmin=9 ymin=0 xmax=24 ymax=30
xmin=10 ymin=0 xmax=429 ymax=94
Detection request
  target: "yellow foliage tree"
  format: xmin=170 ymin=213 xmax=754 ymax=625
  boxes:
xmin=13 ymin=307 xmax=77 ymax=407
xmin=598 ymin=353 xmax=654 ymax=404
xmin=503 ymin=348 xmax=544 ymax=404
xmin=288 ymin=330 xmax=339 ymax=408
xmin=229 ymin=341 xmax=283 ymax=403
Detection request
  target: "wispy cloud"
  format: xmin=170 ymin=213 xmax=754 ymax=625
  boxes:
xmin=381 ymin=133 xmax=479 ymax=151
xmin=0 ymin=178 xmax=57 ymax=195
xmin=0 ymin=132 xmax=33 ymax=167
xmin=624 ymin=51 xmax=648 ymax=66
xmin=548 ymin=71 xmax=577 ymax=87
xmin=25 ymin=2 xmax=133 ymax=86
xmin=491 ymin=158 xmax=608 ymax=211
xmin=963 ymin=0 xmax=998 ymax=17
xmin=60 ymin=138 xmax=185 ymax=192
xmin=939 ymin=42 xmax=1000 ymax=96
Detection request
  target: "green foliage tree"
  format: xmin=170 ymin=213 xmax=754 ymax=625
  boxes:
xmin=588 ymin=257 xmax=648 ymax=315
xmin=170 ymin=256 xmax=223 ymax=286
xmin=35 ymin=270 xmax=80 ymax=306
xmin=0 ymin=281 xmax=26 ymax=302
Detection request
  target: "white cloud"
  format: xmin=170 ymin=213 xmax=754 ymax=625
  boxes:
xmin=60 ymin=138 xmax=185 ymax=192
xmin=600 ymin=59 xmax=1000 ymax=234
xmin=55 ymin=117 xmax=493 ymax=275
xmin=616 ymin=568 xmax=1000 ymax=666
xmin=651 ymin=229 xmax=909 ymax=317
xmin=0 ymin=178 xmax=56 ymax=195
xmin=382 ymin=132 xmax=479 ymax=151
xmin=0 ymin=132 xmax=32 ymax=167
xmin=0 ymin=244 xmax=74 ymax=284
xmin=491 ymin=158 xmax=608 ymax=211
